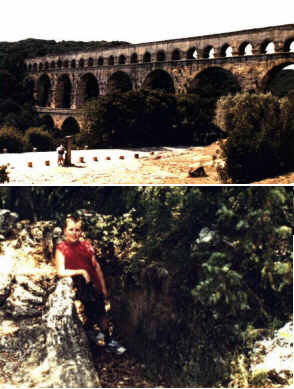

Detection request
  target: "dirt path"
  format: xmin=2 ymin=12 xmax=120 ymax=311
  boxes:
xmin=92 ymin=348 xmax=166 ymax=388
xmin=1 ymin=143 xmax=294 ymax=185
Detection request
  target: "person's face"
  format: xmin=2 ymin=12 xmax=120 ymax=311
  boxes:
xmin=64 ymin=219 xmax=82 ymax=243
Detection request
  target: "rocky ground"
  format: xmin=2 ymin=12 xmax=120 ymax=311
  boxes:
xmin=2 ymin=143 xmax=294 ymax=185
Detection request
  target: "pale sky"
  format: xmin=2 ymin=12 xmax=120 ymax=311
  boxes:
xmin=2 ymin=0 xmax=293 ymax=44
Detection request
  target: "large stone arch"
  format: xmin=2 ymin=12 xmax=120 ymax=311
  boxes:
xmin=40 ymin=114 xmax=55 ymax=130
xmin=55 ymin=74 xmax=72 ymax=109
xmin=107 ymin=71 xmax=132 ymax=94
xmin=77 ymin=73 xmax=99 ymax=107
xmin=37 ymin=74 xmax=52 ymax=107
xmin=61 ymin=116 xmax=80 ymax=136
xmin=188 ymin=66 xmax=241 ymax=98
xmin=142 ymin=69 xmax=175 ymax=93
xmin=261 ymin=61 xmax=294 ymax=97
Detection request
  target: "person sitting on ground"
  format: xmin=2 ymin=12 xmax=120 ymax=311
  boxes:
xmin=55 ymin=214 xmax=126 ymax=355
xmin=56 ymin=144 xmax=65 ymax=166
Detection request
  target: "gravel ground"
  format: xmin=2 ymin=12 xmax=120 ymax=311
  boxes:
xmin=0 ymin=146 xmax=215 ymax=185
xmin=1 ymin=143 xmax=294 ymax=185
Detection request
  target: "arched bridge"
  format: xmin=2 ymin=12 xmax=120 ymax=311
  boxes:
xmin=25 ymin=24 xmax=294 ymax=130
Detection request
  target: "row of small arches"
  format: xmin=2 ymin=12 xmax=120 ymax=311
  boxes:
xmin=26 ymin=38 xmax=294 ymax=72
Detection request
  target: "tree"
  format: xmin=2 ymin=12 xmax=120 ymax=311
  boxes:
xmin=215 ymin=92 xmax=287 ymax=182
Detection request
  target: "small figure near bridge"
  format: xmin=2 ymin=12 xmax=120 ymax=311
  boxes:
xmin=56 ymin=144 xmax=65 ymax=166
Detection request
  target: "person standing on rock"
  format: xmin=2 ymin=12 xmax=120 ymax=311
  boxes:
xmin=55 ymin=214 xmax=126 ymax=355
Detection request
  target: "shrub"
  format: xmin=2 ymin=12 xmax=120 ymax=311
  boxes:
xmin=279 ymin=94 xmax=294 ymax=169
xmin=81 ymin=90 xmax=223 ymax=148
xmin=0 ymin=71 xmax=17 ymax=100
xmin=0 ymin=164 xmax=9 ymax=183
xmin=215 ymin=92 xmax=284 ymax=183
xmin=0 ymin=126 xmax=24 ymax=153
xmin=0 ymin=99 xmax=21 ymax=117
xmin=24 ymin=127 xmax=55 ymax=151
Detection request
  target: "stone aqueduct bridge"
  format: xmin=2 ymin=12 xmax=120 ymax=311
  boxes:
xmin=25 ymin=24 xmax=294 ymax=130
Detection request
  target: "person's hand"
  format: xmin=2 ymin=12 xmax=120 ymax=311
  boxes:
xmin=81 ymin=270 xmax=91 ymax=283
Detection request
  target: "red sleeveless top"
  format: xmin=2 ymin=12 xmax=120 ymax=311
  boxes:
xmin=56 ymin=240 xmax=101 ymax=291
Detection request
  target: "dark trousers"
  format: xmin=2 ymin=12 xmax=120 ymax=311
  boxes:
xmin=73 ymin=276 xmax=106 ymax=328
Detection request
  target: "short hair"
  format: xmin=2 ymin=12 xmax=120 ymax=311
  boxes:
xmin=63 ymin=214 xmax=82 ymax=230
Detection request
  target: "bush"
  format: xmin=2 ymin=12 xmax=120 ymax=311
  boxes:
xmin=0 ymin=164 xmax=9 ymax=183
xmin=279 ymin=93 xmax=294 ymax=169
xmin=80 ymin=90 xmax=222 ymax=148
xmin=0 ymin=126 xmax=24 ymax=153
xmin=215 ymin=92 xmax=287 ymax=183
xmin=24 ymin=127 xmax=55 ymax=151
xmin=0 ymin=99 xmax=21 ymax=117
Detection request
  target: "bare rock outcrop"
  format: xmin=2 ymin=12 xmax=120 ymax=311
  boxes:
xmin=249 ymin=321 xmax=293 ymax=386
xmin=0 ymin=244 xmax=100 ymax=388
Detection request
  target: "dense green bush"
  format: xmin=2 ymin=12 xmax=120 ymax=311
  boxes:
xmin=0 ymin=99 xmax=21 ymax=117
xmin=0 ymin=165 xmax=9 ymax=183
xmin=81 ymin=90 xmax=178 ymax=147
xmin=0 ymin=126 xmax=24 ymax=152
xmin=279 ymin=92 xmax=294 ymax=169
xmin=80 ymin=90 xmax=220 ymax=147
xmin=215 ymin=92 xmax=294 ymax=183
xmin=24 ymin=127 xmax=55 ymax=151
xmin=0 ymin=98 xmax=41 ymax=133
xmin=0 ymin=71 xmax=18 ymax=100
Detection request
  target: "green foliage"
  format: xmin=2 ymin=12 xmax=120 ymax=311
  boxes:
xmin=80 ymin=90 xmax=221 ymax=147
xmin=0 ymin=99 xmax=21 ymax=116
xmin=176 ymin=93 xmax=225 ymax=145
xmin=81 ymin=90 xmax=178 ymax=147
xmin=0 ymin=164 xmax=9 ymax=183
xmin=0 ymin=127 xmax=24 ymax=152
xmin=279 ymin=93 xmax=294 ymax=168
xmin=215 ymin=92 xmax=294 ymax=183
xmin=0 ymin=187 xmax=137 ymax=221
xmin=74 ymin=209 xmax=139 ymax=263
xmin=0 ymin=94 xmax=41 ymax=133
xmin=127 ymin=187 xmax=293 ymax=329
xmin=0 ymin=39 xmax=128 ymax=76
xmin=0 ymin=70 xmax=17 ymax=100
xmin=24 ymin=127 xmax=55 ymax=151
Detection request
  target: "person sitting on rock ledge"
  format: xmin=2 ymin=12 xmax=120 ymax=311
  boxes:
xmin=55 ymin=214 xmax=126 ymax=355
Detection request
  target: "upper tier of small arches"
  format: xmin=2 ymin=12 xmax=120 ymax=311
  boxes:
xmin=25 ymin=28 xmax=294 ymax=73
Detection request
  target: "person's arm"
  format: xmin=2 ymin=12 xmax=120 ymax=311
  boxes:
xmin=55 ymin=248 xmax=90 ymax=283
xmin=91 ymin=255 xmax=108 ymax=298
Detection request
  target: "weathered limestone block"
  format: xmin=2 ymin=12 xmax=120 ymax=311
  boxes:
xmin=0 ymin=249 xmax=14 ymax=304
xmin=0 ymin=271 xmax=13 ymax=305
xmin=0 ymin=254 xmax=100 ymax=387
xmin=250 ymin=321 xmax=293 ymax=385
xmin=0 ymin=209 xmax=19 ymax=238
xmin=15 ymin=274 xmax=49 ymax=296
xmin=43 ymin=277 xmax=100 ymax=388
xmin=5 ymin=283 xmax=45 ymax=318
